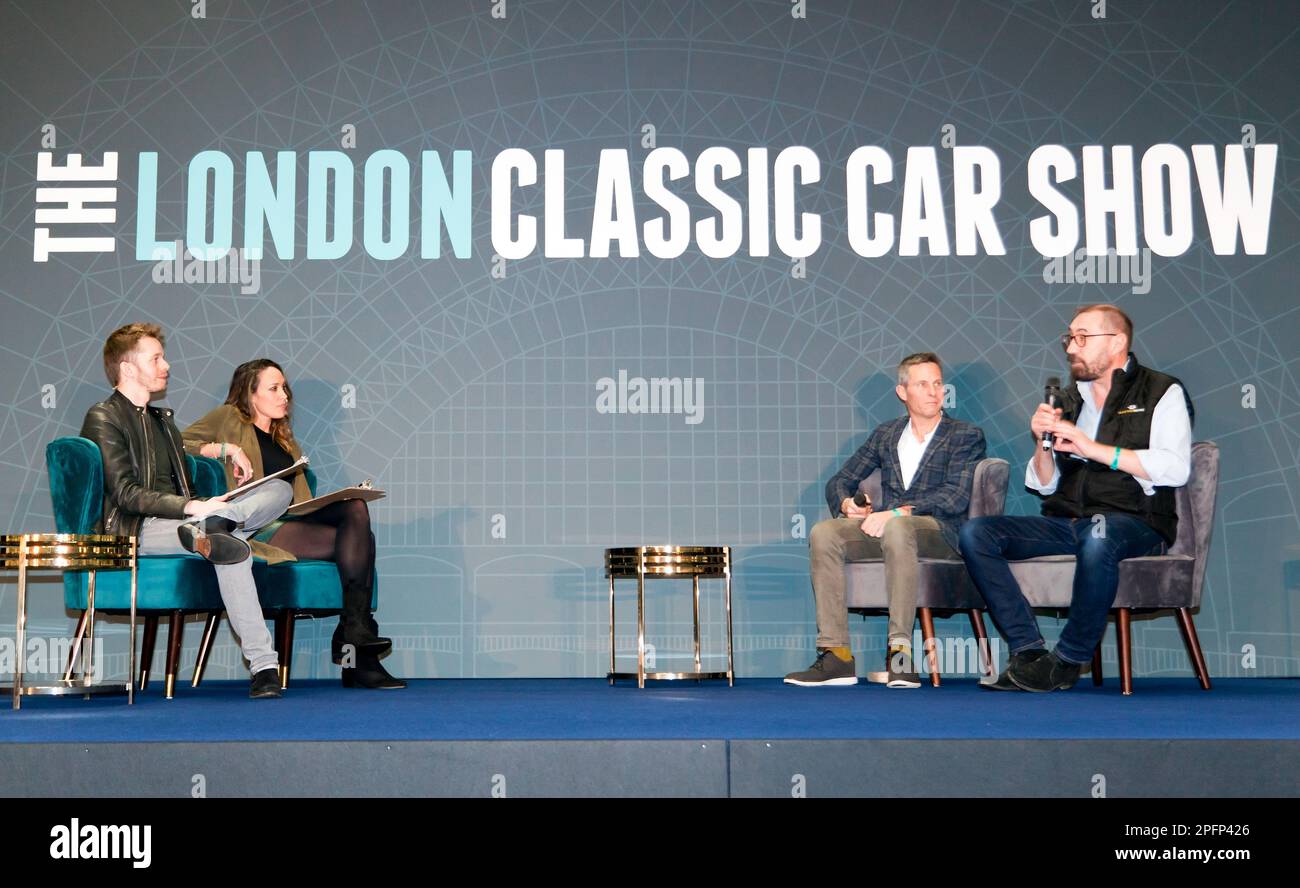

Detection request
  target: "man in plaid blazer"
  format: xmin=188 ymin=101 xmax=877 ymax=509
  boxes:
xmin=785 ymin=353 xmax=987 ymax=688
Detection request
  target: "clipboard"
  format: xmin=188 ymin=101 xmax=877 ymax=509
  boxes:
xmin=286 ymin=479 xmax=386 ymax=517
xmin=223 ymin=456 xmax=309 ymax=499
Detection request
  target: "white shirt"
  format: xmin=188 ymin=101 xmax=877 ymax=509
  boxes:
xmin=898 ymin=414 xmax=941 ymax=491
xmin=1026 ymin=367 xmax=1192 ymax=496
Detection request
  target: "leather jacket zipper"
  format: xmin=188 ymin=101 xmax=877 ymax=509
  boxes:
xmin=140 ymin=410 xmax=154 ymax=492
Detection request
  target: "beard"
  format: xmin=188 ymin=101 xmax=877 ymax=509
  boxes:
xmin=1068 ymin=355 xmax=1106 ymax=382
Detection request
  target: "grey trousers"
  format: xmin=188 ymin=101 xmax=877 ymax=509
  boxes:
xmin=808 ymin=515 xmax=957 ymax=649
xmin=137 ymin=480 xmax=293 ymax=677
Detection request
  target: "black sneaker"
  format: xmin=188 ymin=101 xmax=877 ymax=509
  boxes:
xmin=1008 ymin=648 xmax=1082 ymax=692
xmin=178 ymin=516 xmax=250 ymax=565
xmin=979 ymin=649 xmax=1047 ymax=691
xmin=886 ymin=647 xmax=922 ymax=689
xmin=249 ymin=668 xmax=283 ymax=699
xmin=783 ymin=650 xmax=858 ymax=686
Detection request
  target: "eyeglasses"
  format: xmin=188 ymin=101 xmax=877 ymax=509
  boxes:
xmin=1060 ymin=332 xmax=1118 ymax=350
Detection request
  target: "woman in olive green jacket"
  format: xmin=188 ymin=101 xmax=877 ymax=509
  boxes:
xmin=183 ymin=359 xmax=404 ymax=689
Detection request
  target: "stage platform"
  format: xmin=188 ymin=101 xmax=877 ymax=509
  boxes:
xmin=2 ymin=678 xmax=1296 ymax=797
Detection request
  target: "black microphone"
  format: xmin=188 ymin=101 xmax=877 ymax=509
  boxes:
xmin=1041 ymin=376 xmax=1062 ymax=450
xmin=853 ymin=492 xmax=870 ymax=508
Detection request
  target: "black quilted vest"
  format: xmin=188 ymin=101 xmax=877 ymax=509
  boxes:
xmin=1040 ymin=354 xmax=1192 ymax=545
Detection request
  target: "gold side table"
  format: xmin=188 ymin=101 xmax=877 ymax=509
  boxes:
xmin=606 ymin=545 xmax=734 ymax=688
xmin=1 ymin=533 xmax=137 ymax=710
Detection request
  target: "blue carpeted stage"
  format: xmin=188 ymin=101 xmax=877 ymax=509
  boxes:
xmin=2 ymin=678 xmax=1296 ymax=797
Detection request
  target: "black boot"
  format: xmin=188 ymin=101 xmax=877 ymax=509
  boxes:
xmin=331 ymin=620 xmax=392 ymax=662
xmin=341 ymin=653 xmax=407 ymax=689
xmin=333 ymin=582 xmax=391 ymax=662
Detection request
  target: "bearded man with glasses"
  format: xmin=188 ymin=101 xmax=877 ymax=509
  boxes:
xmin=958 ymin=303 xmax=1194 ymax=692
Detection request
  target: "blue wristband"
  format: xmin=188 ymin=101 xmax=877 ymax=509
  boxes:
xmin=1110 ymin=446 xmax=1121 ymax=470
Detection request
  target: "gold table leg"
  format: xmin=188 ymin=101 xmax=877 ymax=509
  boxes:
xmin=692 ymin=576 xmax=702 ymax=675
xmin=607 ymin=574 xmax=616 ymax=685
xmin=127 ymin=537 xmax=137 ymax=705
xmin=725 ymin=547 xmax=734 ymax=687
xmin=63 ymin=610 xmax=88 ymax=682
xmin=83 ymin=570 xmax=97 ymax=694
xmin=12 ymin=537 xmax=28 ymax=710
xmin=636 ymin=548 xmax=646 ymax=689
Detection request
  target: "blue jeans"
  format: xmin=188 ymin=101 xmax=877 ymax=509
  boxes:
xmin=958 ymin=513 xmax=1163 ymax=665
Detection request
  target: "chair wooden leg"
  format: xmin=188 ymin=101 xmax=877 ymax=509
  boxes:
xmin=63 ymin=610 xmax=89 ymax=681
xmin=164 ymin=610 xmax=183 ymax=700
xmin=275 ymin=611 xmax=295 ymax=689
xmin=1091 ymin=645 xmax=1104 ymax=687
xmin=192 ymin=612 xmax=221 ymax=688
xmin=967 ymin=610 xmax=993 ymax=678
xmin=1116 ymin=608 xmax=1133 ymax=696
xmin=139 ymin=615 xmax=159 ymax=691
xmin=1175 ymin=607 xmax=1212 ymax=690
xmin=919 ymin=607 xmax=940 ymax=687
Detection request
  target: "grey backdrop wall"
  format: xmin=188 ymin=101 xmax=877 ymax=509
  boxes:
xmin=1 ymin=0 xmax=1296 ymax=680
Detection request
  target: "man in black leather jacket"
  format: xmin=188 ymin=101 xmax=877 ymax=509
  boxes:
xmin=79 ymin=323 xmax=292 ymax=699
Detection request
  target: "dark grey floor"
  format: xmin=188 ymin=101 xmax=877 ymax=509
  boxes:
xmin=3 ymin=738 xmax=1297 ymax=797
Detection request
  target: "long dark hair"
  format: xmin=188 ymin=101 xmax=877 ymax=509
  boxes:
xmin=224 ymin=359 xmax=297 ymax=454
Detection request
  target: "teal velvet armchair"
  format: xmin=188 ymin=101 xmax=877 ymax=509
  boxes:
xmin=47 ymin=436 xmax=377 ymax=696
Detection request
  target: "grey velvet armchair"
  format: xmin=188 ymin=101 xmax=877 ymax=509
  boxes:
xmin=1007 ymin=441 xmax=1219 ymax=694
xmin=844 ymin=457 xmax=1010 ymax=686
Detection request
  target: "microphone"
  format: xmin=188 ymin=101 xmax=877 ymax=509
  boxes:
xmin=1041 ymin=376 xmax=1062 ymax=450
xmin=853 ymin=492 xmax=870 ymax=509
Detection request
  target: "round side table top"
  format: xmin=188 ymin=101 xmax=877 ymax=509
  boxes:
xmin=605 ymin=545 xmax=730 ymax=578
xmin=0 ymin=533 xmax=135 ymax=571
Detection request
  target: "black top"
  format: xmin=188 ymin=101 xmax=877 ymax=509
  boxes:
xmin=148 ymin=413 xmax=179 ymax=496
xmin=255 ymin=424 xmax=293 ymax=476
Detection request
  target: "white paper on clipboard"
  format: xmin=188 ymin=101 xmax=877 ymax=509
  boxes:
xmin=286 ymin=483 xmax=386 ymax=517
